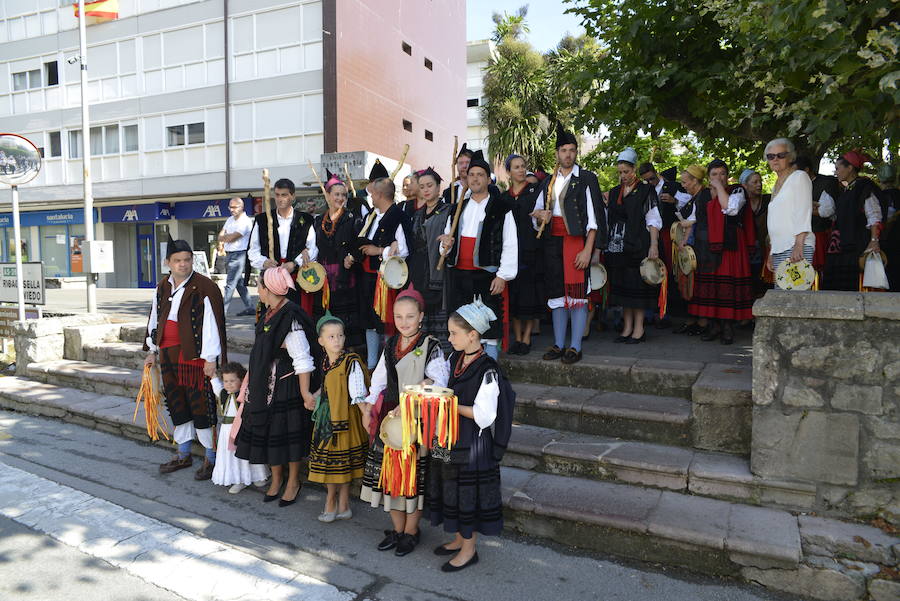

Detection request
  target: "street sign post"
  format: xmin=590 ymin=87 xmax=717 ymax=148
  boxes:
xmin=0 ymin=263 xmax=45 ymax=305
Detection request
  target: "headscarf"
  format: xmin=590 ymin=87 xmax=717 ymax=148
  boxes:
xmin=842 ymin=150 xmax=871 ymax=170
xmin=616 ymin=147 xmax=638 ymax=166
xmin=739 ymin=169 xmax=758 ymax=186
xmin=685 ymin=164 xmax=707 ymax=183
xmin=324 ymin=168 xmax=344 ymax=191
xmin=396 ymin=284 xmax=425 ymax=311
xmin=316 ymin=309 xmax=343 ymax=334
xmin=504 ymin=153 xmax=523 ymax=172
xmin=261 ymin=266 xmax=295 ymax=296
xmin=455 ymin=297 xmax=497 ymax=335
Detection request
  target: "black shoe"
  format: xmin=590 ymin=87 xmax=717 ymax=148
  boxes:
xmin=263 ymin=482 xmax=283 ymax=503
xmin=378 ymin=530 xmax=399 ymax=551
xmin=441 ymin=552 xmax=479 ymax=572
xmin=542 ymin=345 xmax=563 ymax=361
xmin=561 ymin=348 xmax=582 ymax=364
xmin=625 ymin=334 xmax=646 ymax=344
xmin=434 ymin=544 xmax=459 ymax=556
xmin=686 ymin=324 xmax=704 ymax=336
xmin=394 ymin=533 xmax=418 ymax=557
xmin=613 ymin=335 xmax=630 ymax=343
xmin=520 ymin=342 xmax=532 ymax=356
xmin=278 ymin=497 xmax=297 ymax=508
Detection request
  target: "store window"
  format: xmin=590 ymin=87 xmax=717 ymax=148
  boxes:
xmin=40 ymin=225 xmax=69 ymax=277
xmin=69 ymin=224 xmax=85 ymax=273
xmin=4 ymin=231 xmax=30 ymax=262
xmin=192 ymin=220 xmax=225 ymax=274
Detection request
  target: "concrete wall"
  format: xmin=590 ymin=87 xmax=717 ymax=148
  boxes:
xmin=752 ymin=291 xmax=900 ymax=524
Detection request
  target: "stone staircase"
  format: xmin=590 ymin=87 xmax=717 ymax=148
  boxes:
xmin=2 ymin=319 xmax=898 ymax=600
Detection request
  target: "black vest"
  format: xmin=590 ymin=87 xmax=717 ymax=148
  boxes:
xmin=502 ymin=183 xmax=541 ymax=257
xmin=544 ymin=167 xmax=595 ymax=237
xmin=598 ymin=182 xmax=658 ymax=257
xmin=359 ymin=204 xmax=412 ymax=271
xmin=246 ymin=209 xmax=313 ymax=280
xmin=833 ymin=177 xmax=879 ymax=254
xmin=658 ymin=179 xmax=680 ymax=228
xmin=445 ymin=188 xmax=511 ymax=272
xmin=447 ymin=351 xmax=499 ymax=465
xmin=812 ymin=174 xmax=841 ymax=233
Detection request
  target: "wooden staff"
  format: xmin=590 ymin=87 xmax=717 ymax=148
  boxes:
xmin=536 ymin=163 xmax=560 ymax=239
xmin=437 ymin=136 xmax=462 ymax=271
xmin=343 ymin=163 xmax=357 ymax=198
xmin=262 ymin=168 xmax=275 ymax=261
xmin=390 ymin=144 xmax=411 ymax=180
xmin=307 ymin=159 xmax=328 ymax=197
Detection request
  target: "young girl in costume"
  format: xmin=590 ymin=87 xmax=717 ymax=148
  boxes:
xmin=358 ymin=285 xmax=449 ymax=557
xmin=210 ymin=362 xmax=269 ymax=493
xmin=308 ymin=311 xmax=370 ymax=522
xmin=427 ymin=299 xmax=512 ymax=572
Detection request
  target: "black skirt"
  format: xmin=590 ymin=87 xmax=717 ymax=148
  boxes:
xmin=425 ymin=459 xmax=503 ymax=538
xmin=605 ymin=251 xmax=659 ymax=310
xmin=235 ymin=369 xmax=312 ymax=466
xmin=509 ymin=252 xmax=544 ymax=320
xmin=448 ymin=268 xmax=504 ymax=339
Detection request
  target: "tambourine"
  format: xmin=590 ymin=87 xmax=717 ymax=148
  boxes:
xmin=379 ymin=255 xmax=409 ymax=289
xmin=378 ymin=413 xmax=419 ymax=497
xmin=379 ymin=412 xmax=416 ymax=450
xmin=670 ymin=222 xmax=688 ymax=247
xmin=678 ymin=245 xmax=697 ymax=275
xmin=640 ymin=257 xmax=667 ymax=285
xmin=859 ymin=249 xmax=888 ymax=271
xmin=401 ymin=384 xmax=458 ymax=450
xmin=775 ymin=258 xmax=816 ymax=290
xmin=296 ymin=261 xmax=327 ymax=292
xmin=590 ymin=263 xmax=608 ymax=291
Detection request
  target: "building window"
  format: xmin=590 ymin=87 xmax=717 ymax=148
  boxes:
xmin=88 ymin=125 xmax=119 ymax=155
xmin=45 ymin=61 xmax=59 ymax=86
xmin=68 ymin=130 xmax=82 ymax=159
xmin=123 ymin=125 xmax=138 ymax=152
xmin=12 ymin=69 xmax=42 ymax=91
xmin=401 ymin=41 xmax=412 ymax=56
xmin=424 ymin=129 xmax=433 ymax=141
xmin=402 ymin=119 xmax=412 ymax=132
xmin=424 ymin=57 xmax=433 ymax=71
xmin=467 ymin=98 xmax=479 ymax=108
xmin=167 ymin=123 xmax=205 ymax=147
xmin=49 ymin=131 xmax=61 ymax=157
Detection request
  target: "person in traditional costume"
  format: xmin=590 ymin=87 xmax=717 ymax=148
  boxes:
xmin=401 ymin=171 xmax=423 ymax=216
xmin=687 ymin=159 xmax=755 ymax=345
xmin=739 ymin=168 xmax=773 ymax=300
xmin=764 ymin=138 xmax=814 ymax=276
xmin=246 ymin=177 xmax=318 ymax=316
xmin=596 ymin=148 xmax=662 ymax=344
xmin=532 ymin=126 xmax=600 ymax=363
xmin=672 ymin=165 xmax=706 ymax=335
xmin=639 ymin=163 xmax=681 ymax=327
xmin=795 ymin=156 xmax=842 ymax=281
xmin=144 ymin=236 xmax=227 ymax=480
xmin=439 ymin=150 xmax=518 ymax=360
xmin=441 ymin=143 xmax=473 ymax=204
xmin=356 ymin=176 xmax=413 ymax=369
xmin=234 ymin=267 xmax=321 ymax=507
xmin=314 ymin=170 xmax=364 ymax=348
xmin=502 ymin=154 xmax=543 ymax=355
xmin=210 ymin=362 xmax=269 ymax=493
xmin=358 ymin=288 xmax=449 ymax=557
xmin=308 ymin=311 xmax=370 ymax=522
xmin=427 ymin=299 xmax=513 ymax=573
xmin=821 ymin=150 xmax=884 ymax=291
xmin=407 ymin=167 xmax=453 ymax=349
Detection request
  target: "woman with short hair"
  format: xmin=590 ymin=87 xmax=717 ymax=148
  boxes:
xmin=764 ymin=138 xmax=814 ymax=277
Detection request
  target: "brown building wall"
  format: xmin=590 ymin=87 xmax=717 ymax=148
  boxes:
xmin=330 ymin=0 xmax=466 ymax=175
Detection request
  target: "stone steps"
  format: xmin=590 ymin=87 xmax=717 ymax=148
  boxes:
xmin=120 ymin=324 xmax=254 ymax=355
xmin=82 ymin=341 xmax=251 ymax=373
xmin=0 ymin=375 xmax=802 ymax=579
xmin=514 ymin=382 xmax=693 ymax=447
xmin=505 ymin=423 xmax=816 ymax=511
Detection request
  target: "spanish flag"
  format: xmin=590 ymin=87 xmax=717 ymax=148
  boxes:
xmin=74 ymin=0 xmax=119 ymax=20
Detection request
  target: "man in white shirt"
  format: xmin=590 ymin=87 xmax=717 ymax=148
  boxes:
xmin=439 ymin=149 xmax=518 ymax=360
xmin=218 ymin=198 xmax=255 ymax=316
xmin=144 ymin=236 xmax=227 ymax=480
xmin=246 ymin=178 xmax=318 ymax=316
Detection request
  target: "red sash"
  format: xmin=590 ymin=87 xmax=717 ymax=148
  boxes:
xmin=160 ymin=319 xmax=181 ymax=348
xmin=457 ymin=237 xmax=478 ymax=270
xmin=159 ymin=319 xmax=206 ymax=390
xmin=551 ymin=217 xmax=587 ymax=302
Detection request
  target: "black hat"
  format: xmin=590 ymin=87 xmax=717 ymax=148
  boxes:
xmin=165 ymin=232 xmax=192 ymax=259
xmin=457 ymin=143 xmax=473 ymax=159
xmin=325 ymin=168 xmax=334 ymax=180
xmin=706 ymin=159 xmax=729 ymax=173
xmin=467 ymin=150 xmax=491 ymax=176
xmin=368 ymin=159 xmax=390 ymax=181
xmin=419 ymin=166 xmax=443 ymax=185
xmin=661 ymin=167 xmax=678 ymax=182
xmin=555 ymin=122 xmax=578 ymax=149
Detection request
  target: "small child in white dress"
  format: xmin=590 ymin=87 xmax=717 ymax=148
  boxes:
xmin=211 ymin=362 xmax=269 ymax=493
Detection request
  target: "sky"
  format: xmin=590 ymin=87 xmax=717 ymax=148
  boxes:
xmin=467 ymin=1 xmax=586 ymax=52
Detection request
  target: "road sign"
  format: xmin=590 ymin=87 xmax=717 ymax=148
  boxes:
xmin=0 ymin=306 xmax=39 ymax=337
xmin=0 ymin=262 xmax=45 ymax=305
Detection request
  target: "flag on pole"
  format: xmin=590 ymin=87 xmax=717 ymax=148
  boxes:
xmin=74 ymin=0 xmax=119 ymax=20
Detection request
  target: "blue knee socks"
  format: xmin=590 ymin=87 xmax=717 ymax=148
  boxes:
xmin=569 ymin=304 xmax=588 ymax=352
xmin=177 ymin=441 xmax=192 ymax=459
xmin=205 ymin=447 xmax=216 ymax=463
xmin=552 ymin=308 xmax=568 ymax=349
xmin=365 ymin=329 xmax=381 ymax=369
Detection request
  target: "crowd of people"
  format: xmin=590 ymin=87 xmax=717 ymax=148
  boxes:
xmin=142 ymin=127 xmax=898 ymax=571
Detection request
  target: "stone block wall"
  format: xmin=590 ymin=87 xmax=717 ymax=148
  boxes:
xmin=752 ymin=291 xmax=900 ymax=524
xmin=14 ymin=315 xmax=114 ymax=376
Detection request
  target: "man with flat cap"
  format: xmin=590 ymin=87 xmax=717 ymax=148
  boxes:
xmin=144 ymin=234 xmax=227 ymax=480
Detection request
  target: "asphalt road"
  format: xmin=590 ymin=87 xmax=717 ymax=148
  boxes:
xmin=0 ymin=410 xmax=795 ymax=601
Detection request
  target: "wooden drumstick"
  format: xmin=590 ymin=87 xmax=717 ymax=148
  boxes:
xmin=307 ymin=159 xmax=328 ymax=197
xmin=262 ymin=168 xmax=275 ymax=261
xmin=343 ymin=163 xmax=357 ymax=198
xmin=536 ymin=163 xmax=559 ymax=239
xmin=390 ymin=144 xmax=411 ymax=180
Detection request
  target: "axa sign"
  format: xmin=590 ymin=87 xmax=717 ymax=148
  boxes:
xmin=123 ymin=209 xmax=139 ymax=221
xmin=202 ymin=204 xmax=222 ymax=218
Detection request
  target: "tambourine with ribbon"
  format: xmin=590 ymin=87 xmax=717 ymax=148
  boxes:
xmin=379 ymin=255 xmax=409 ymax=290
xmin=378 ymin=413 xmax=418 ymax=497
xmin=640 ymin=257 xmax=669 ymax=319
xmin=678 ymin=245 xmax=697 ymax=275
xmin=401 ymin=384 xmax=458 ymax=451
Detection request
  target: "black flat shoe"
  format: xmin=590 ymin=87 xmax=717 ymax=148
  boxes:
xmin=542 ymin=345 xmax=563 ymax=361
xmin=394 ymin=533 xmax=418 ymax=557
xmin=378 ymin=530 xmax=399 ymax=552
xmin=561 ymin=348 xmax=582 ymax=364
xmin=625 ymin=334 xmax=646 ymax=344
xmin=613 ymin=335 xmax=630 ymax=343
xmin=441 ymin=552 xmax=479 ymax=572
xmin=520 ymin=342 xmax=532 ymax=356
xmin=434 ymin=544 xmax=459 ymax=556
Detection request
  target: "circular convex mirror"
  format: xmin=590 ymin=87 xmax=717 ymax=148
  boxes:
xmin=0 ymin=133 xmax=42 ymax=186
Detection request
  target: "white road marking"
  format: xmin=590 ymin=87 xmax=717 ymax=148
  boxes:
xmin=0 ymin=461 xmax=354 ymax=601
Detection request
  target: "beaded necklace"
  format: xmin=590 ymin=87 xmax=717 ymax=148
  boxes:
xmin=454 ymin=348 xmax=483 ymax=378
xmin=395 ymin=331 xmax=423 ymax=362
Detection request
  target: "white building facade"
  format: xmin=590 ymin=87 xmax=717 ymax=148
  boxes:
xmin=465 ymin=38 xmax=493 ymax=156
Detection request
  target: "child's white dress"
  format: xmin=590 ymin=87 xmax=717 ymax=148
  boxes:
xmin=210 ymin=378 xmax=269 ymax=486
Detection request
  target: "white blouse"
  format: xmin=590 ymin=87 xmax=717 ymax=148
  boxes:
xmin=817 ymin=188 xmax=882 ymax=228
xmin=347 ymin=362 xmax=368 ymax=404
xmin=440 ymin=194 xmax=519 ymax=281
xmin=767 ymin=170 xmax=814 ymax=255
xmin=461 ymin=366 xmax=499 ymax=431
xmin=247 ymin=209 xmax=319 ymax=269
xmin=284 ymin=319 xmax=315 ymax=374
xmin=145 ymin=273 xmax=222 ymax=362
xmin=361 ymin=342 xmax=449 ymax=405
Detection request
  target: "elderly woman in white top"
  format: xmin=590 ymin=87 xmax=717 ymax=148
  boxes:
xmin=764 ymin=138 xmax=814 ymax=275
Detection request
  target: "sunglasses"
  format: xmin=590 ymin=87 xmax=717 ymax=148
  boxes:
xmin=766 ymin=151 xmax=790 ymax=160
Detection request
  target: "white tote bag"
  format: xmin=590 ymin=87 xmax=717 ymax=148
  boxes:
xmin=862 ymin=252 xmax=890 ymax=289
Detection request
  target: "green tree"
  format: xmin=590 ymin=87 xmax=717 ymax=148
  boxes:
xmin=562 ymin=0 xmax=899 ymax=164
